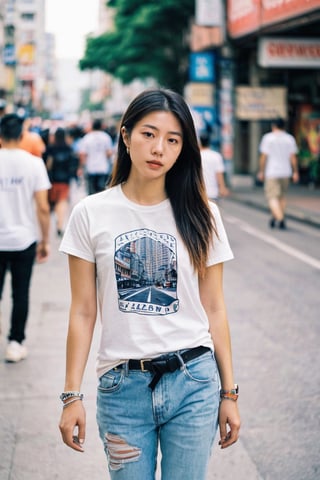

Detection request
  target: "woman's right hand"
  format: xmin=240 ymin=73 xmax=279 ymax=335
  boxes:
xmin=59 ymin=400 xmax=86 ymax=452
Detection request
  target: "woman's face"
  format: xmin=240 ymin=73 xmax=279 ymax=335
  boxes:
xmin=122 ymin=111 xmax=183 ymax=182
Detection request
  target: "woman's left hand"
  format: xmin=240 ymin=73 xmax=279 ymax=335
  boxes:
xmin=218 ymin=399 xmax=241 ymax=449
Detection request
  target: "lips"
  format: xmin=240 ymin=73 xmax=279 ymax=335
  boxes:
xmin=146 ymin=160 xmax=163 ymax=167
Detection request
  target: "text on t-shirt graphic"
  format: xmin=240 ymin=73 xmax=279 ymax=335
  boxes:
xmin=114 ymin=228 xmax=179 ymax=315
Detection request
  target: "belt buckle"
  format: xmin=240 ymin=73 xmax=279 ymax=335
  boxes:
xmin=140 ymin=358 xmax=152 ymax=372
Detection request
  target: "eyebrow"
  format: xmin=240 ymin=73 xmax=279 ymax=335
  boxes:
xmin=141 ymin=124 xmax=182 ymax=137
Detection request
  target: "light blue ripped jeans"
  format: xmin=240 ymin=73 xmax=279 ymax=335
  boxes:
xmin=96 ymin=349 xmax=220 ymax=480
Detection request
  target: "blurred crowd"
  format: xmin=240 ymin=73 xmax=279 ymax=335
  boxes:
xmin=0 ymin=97 xmax=118 ymax=237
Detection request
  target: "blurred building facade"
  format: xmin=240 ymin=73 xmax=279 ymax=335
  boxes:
xmin=188 ymin=0 xmax=320 ymax=182
xmin=0 ymin=0 xmax=57 ymax=115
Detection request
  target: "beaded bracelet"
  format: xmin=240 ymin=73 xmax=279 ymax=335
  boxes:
xmin=220 ymin=384 xmax=239 ymax=402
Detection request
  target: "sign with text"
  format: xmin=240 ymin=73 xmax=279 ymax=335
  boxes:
xmin=189 ymin=52 xmax=215 ymax=83
xmin=258 ymin=37 xmax=320 ymax=68
xmin=236 ymin=86 xmax=287 ymax=120
xmin=227 ymin=0 xmax=260 ymax=38
xmin=185 ymin=82 xmax=215 ymax=107
xmin=261 ymin=0 xmax=320 ymax=26
xmin=227 ymin=0 xmax=320 ymax=38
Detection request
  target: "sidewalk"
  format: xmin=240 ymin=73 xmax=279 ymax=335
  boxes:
xmin=227 ymin=175 xmax=320 ymax=228
xmin=1 ymin=179 xmax=318 ymax=479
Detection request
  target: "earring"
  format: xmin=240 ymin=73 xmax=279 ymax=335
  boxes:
xmin=126 ymin=147 xmax=130 ymax=155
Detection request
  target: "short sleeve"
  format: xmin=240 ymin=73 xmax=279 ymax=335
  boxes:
xmin=206 ymin=202 xmax=234 ymax=266
xmin=33 ymin=156 xmax=51 ymax=191
xmin=59 ymin=200 xmax=95 ymax=263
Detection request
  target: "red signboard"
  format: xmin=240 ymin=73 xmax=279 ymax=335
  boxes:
xmin=227 ymin=0 xmax=261 ymax=38
xmin=261 ymin=0 xmax=320 ymax=26
xmin=227 ymin=0 xmax=320 ymax=38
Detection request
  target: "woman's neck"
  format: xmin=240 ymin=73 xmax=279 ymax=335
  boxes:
xmin=121 ymin=178 xmax=167 ymax=205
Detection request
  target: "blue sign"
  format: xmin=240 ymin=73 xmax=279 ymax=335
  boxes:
xmin=189 ymin=52 xmax=215 ymax=83
xmin=3 ymin=44 xmax=16 ymax=65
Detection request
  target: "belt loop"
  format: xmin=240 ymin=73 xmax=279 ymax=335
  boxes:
xmin=123 ymin=361 xmax=129 ymax=376
xmin=175 ymin=351 xmax=186 ymax=370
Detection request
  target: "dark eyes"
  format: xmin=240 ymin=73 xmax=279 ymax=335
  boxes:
xmin=142 ymin=131 xmax=180 ymax=144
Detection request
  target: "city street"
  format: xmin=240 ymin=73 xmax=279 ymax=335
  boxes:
xmin=0 ymin=185 xmax=319 ymax=480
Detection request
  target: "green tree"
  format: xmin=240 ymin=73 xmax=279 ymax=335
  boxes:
xmin=79 ymin=0 xmax=194 ymax=94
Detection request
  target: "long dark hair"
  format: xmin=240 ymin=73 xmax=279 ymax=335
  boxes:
xmin=54 ymin=127 xmax=67 ymax=147
xmin=110 ymin=88 xmax=217 ymax=276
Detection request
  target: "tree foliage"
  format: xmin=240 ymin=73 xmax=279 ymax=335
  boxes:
xmin=79 ymin=0 xmax=194 ymax=93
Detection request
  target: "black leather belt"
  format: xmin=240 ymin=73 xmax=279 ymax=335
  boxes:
xmin=127 ymin=346 xmax=211 ymax=390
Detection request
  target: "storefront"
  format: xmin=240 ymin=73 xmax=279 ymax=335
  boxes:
xmin=227 ymin=0 xmax=320 ymax=184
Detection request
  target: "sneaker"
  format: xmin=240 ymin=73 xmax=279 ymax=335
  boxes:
xmin=279 ymin=220 xmax=286 ymax=230
xmin=5 ymin=341 xmax=28 ymax=363
xmin=269 ymin=217 xmax=276 ymax=228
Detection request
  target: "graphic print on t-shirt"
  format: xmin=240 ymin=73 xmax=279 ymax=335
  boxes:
xmin=114 ymin=228 xmax=179 ymax=315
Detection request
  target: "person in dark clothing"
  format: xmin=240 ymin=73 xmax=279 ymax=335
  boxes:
xmin=46 ymin=128 xmax=76 ymax=236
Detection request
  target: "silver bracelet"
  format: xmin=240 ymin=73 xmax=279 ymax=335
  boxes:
xmin=60 ymin=391 xmax=84 ymax=402
xmin=62 ymin=397 xmax=83 ymax=409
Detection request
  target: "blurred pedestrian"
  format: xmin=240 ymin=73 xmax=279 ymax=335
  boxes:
xmin=257 ymin=118 xmax=299 ymax=229
xmin=0 ymin=99 xmax=7 ymax=120
xmin=67 ymin=125 xmax=84 ymax=185
xmin=19 ymin=116 xmax=46 ymax=158
xmin=0 ymin=114 xmax=51 ymax=362
xmin=59 ymin=89 xmax=240 ymax=479
xmin=0 ymin=99 xmax=7 ymax=148
xmin=79 ymin=119 xmax=113 ymax=195
xmin=199 ymin=132 xmax=230 ymax=201
xmin=46 ymin=127 xmax=76 ymax=237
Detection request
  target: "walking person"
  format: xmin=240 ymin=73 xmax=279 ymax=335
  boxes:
xmin=58 ymin=89 xmax=240 ymax=479
xmin=46 ymin=127 xmax=76 ymax=237
xmin=199 ymin=132 xmax=230 ymax=201
xmin=79 ymin=119 xmax=114 ymax=195
xmin=0 ymin=114 xmax=51 ymax=362
xmin=19 ymin=115 xmax=46 ymax=158
xmin=257 ymin=118 xmax=300 ymax=229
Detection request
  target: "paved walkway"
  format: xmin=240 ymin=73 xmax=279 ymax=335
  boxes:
xmin=0 ymin=178 xmax=318 ymax=479
xmin=227 ymin=176 xmax=320 ymax=228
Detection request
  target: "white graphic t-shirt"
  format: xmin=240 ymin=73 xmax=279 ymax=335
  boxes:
xmin=59 ymin=185 xmax=234 ymax=378
xmin=0 ymin=148 xmax=51 ymax=250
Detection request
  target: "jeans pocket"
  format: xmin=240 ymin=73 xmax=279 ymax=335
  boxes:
xmin=98 ymin=368 xmax=124 ymax=393
xmin=184 ymin=352 xmax=218 ymax=384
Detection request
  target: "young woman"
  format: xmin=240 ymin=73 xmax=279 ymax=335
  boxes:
xmin=59 ymin=89 xmax=240 ymax=480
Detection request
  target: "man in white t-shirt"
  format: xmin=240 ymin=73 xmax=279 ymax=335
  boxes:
xmin=0 ymin=114 xmax=51 ymax=362
xmin=258 ymin=118 xmax=299 ymax=229
xmin=79 ymin=119 xmax=114 ymax=195
xmin=199 ymin=133 xmax=229 ymax=201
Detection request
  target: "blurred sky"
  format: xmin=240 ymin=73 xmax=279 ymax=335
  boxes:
xmin=45 ymin=0 xmax=99 ymax=59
